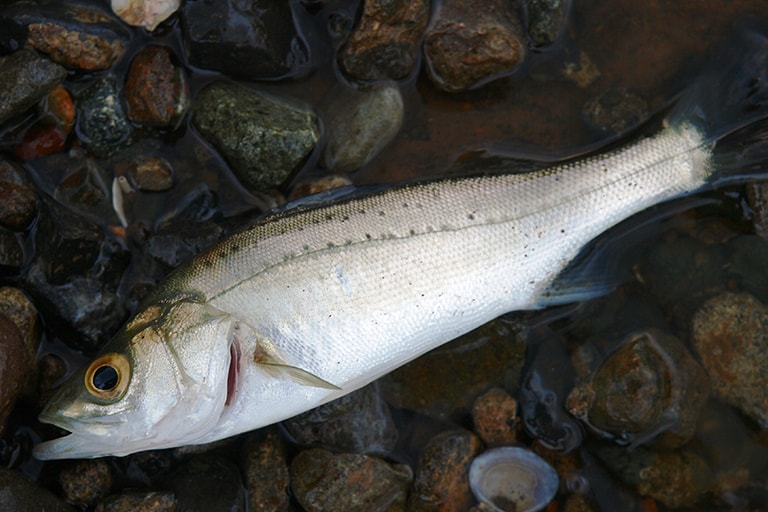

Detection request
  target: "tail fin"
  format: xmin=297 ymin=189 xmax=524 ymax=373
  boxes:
xmin=667 ymin=31 xmax=768 ymax=186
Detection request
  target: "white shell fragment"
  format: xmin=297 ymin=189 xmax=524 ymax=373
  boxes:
xmin=469 ymin=446 xmax=559 ymax=512
xmin=111 ymin=0 xmax=180 ymax=31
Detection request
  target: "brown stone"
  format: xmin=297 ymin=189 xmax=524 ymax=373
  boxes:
xmin=125 ymin=45 xmax=189 ymax=127
xmin=0 ymin=316 xmax=28 ymax=436
xmin=471 ymin=387 xmax=519 ymax=446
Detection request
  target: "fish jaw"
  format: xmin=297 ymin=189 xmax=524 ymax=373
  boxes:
xmin=35 ymin=300 xmax=237 ymax=459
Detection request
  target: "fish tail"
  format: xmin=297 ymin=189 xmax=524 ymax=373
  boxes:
xmin=668 ymin=31 xmax=768 ymax=186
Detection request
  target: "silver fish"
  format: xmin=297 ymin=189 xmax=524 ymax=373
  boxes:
xmin=34 ymin=35 xmax=768 ymax=459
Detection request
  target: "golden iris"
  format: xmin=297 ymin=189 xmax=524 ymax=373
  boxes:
xmin=84 ymin=353 xmax=131 ymax=401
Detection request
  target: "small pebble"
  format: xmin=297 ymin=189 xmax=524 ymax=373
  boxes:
xmin=471 ymin=387 xmax=519 ymax=446
xmin=125 ymin=45 xmax=189 ymax=127
xmin=129 ymin=157 xmax=174 ymax=192
xmin=59 ymin=459 xmax=113 ymax=507
xmin=408 ymin=429 xmax=483 ymax=512
xmin=95 ymin=491 xmax=176 ymax=512
xmin=0 ymin=468 xmax=74 ymax=511
xmin=0 ymin=48 xmax=66 ymax=124
xmin=242 ymin=428 xmax=290 ymax=512
xmin=111 ymin=0 xmax=180 ymax=31
xmin=583 ymin=88 xmax=648 ymax=134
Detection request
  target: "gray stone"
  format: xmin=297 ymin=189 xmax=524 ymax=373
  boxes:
xmin=77 ymin=76 xmax=134 ymax=157
xmin=0 ymin=48 xmax=66 ymax=124
xmin=192 ymin=82 xmax=319 ymax=192
xmin=322 ymin=82 xmax=404 ymax=173
xmin=526 ymin=0 xmax=571 ymax=46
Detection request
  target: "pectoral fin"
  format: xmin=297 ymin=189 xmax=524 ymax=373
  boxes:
xmin=257 ymin=359 xmax=341 ymax=390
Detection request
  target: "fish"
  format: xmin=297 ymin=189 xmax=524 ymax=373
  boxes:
xmin=34 ymin=33 xmax=768 ymax=459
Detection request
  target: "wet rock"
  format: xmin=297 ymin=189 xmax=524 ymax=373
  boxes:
xmin=146 ymin=219 xmax=224 ymax=271
xmin=424 ymin=0 xmax=526 ymax=93
xmin=37 ymin=353 xmax=67 ymax=406
xmin=0 ymin=228 xmax=23 ymax=270
xmin=471 ymin=387 xmax=519 ymax=447
xmin=59 ymin=459 xmax=113 ymax=507
xmin=52 ymin=159 xmax=116 ymax=223
xmin=583 ymin=88 xmax=649 ymax=134
xmin=22 ymin=200 xmax=128 ymax=352
xmin=408 ymin=429 xmax=483 ymax=512
xmin=321 ymin=82 xmax=404 ymax=172
xmin=339 ymin=0 xmax=429 ymax=81
xmin=595 ymin=444 xmax=712 ymax=509
xmin=0 ymin=48 xmax=66 ymax=124
xmin=381 ymin=316 xmax=526 ymax=423
xmin=181 ymin=0 xmax=308 ymax=79
xmin=692 ymin=292 xmax=768 ymax=427
xmin=96 ymin=491 xmax=176 ymax=512
xmin=46 ymin=84 xmax=76 ymax=132
xmin=192 ymin=82 xmax=319 ymax=192
xmin=125 ymin=45 xmax=189 ymax=128
xmin=0 ymin=316 xmax=28 ymax=436
xmin=128 ymin=156 xmax=174 ymax=192
xmin=290 ymin=448 xmax=412 ymax=512
xmin=77 ymin=75 xmax=134 ymax=157
xmin=566 ymin=328 xmax=709 ymax=448
xmin=112 ymin=0 xmax=180 ymax=31
xmin=0 ymin=286 xmax=42 ymax=395
xmin=284 ymin=383 xmax=399 ymax=454
xmin=242 ymin=428 xmax=290 ymax=512
xmin=526 ymin=0 xmax=571 ymax=46
xmin=0 ymin=468 xmax=74 ymax=511
xmin=164 ymin=456 xmax=246 ymax=512
xmin=6 ymin=0 xmax=129 ymax=70
xmin=0 ymin=181 xmax=36 ymax=232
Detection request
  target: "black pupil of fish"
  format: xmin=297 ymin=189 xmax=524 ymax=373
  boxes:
xmin=93 ymin=365 xmax=118 ymax=391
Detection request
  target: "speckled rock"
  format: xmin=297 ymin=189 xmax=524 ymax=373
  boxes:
xmin=112 ymin=0 xmax=180 ymax=31
xmin=0 ymin=160 xmax=37 ymax=232
xmin=424 ymin=0 xmax=526 ymax=93
xmin=0 ymin=316 xmax=28 ymax=436
xmin=0 ymin=468 xmax=74 ymax=511
xmin=164 ymin=456 xmax=245 ymax=512
xmin=77 ymin=75 xmax=134 ymax=157
xmin=0 ymin=48 xmax=66 ymax=124
xmin=339 ymin=0 xmax=429 ymax=81
xmin=321 ymin=82 xmax=404 ymax=172
xmin=242 ymin=428 xmax=290 ymax=512
xmin=0 ymin=286 xmax=42 ymax=395
xmin=381 ymin=316 xmax=526 ymax=423
xmin=125 ymin=45 xmax=189 ymax=127
xmin=96 ymin=491 xmax=177 ymax=512
xmin=583 ymin=87 xmax=649 ymax=134
xmin=284 ymin=383 xmax=398 ymax=454
xmin=181 ymin=0 xmax=308 ymax=79
xmin=566 ymin=328 xmax=709 ymax=448
xmin=526 ymin=0 xmax=571 ymax=46
xmin=595 ymin=444 xmax=712 ymax=509
xmin=128 ymin=156 xmax=174 ymax=192
xmin=59 ymin=459 xmax=113 ymax=507
xmin=6 ymin=0 xmax=129 ymax=70
xmin=192 ymin=82 xmax=319 ymax=192
xmin=408 ymin=429 xmax=483 ymax=512
xmin=290 ymin=448 xmax=412 ymax=512
xmin=0 ymin=227 xmax=23 ymax=269
xmin=471 ymin=387 xmax=519 ymax=446
xmin=692 ymin=292 xmax=768 ymax=427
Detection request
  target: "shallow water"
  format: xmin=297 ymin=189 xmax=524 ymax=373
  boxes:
xmin=4 ymin=0 xmax=768 ymax=510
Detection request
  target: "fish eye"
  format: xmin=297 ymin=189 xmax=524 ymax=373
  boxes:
xmin=84 ymin=353 xmax=131 ymax=402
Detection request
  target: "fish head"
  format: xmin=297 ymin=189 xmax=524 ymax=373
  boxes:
xmin=34 ymin=299 xmax=235 ymax=459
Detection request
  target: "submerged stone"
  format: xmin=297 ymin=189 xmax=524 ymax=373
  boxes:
xmin=424 ymin=0 xmax=526 ymax=93
xmin=290 ymin=448 xmax=411 ymax=512
xmin=77 ymin=76 xmax=134 ymax=157
xmin=192 ymin=82 xmax=319 ymax=192
xmin=339 ymin=0 xmax=429 ymax=81
xmin=181 ymin=0 xmax=308 ymax=79
xmin=5 ymin=0 xmax=129 ymax=70
xmin=125 ymin=45 xmax=189 ymax=128
xmin=692 ymin=292 xmax=768 ymax=428
xmin=0 ymin=48 xmax=66 ymax=124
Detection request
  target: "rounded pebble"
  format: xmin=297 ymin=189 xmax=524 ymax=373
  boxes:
xmin=59 ymin=459 xmax=113 ymax=506
xmin=472 ymin=387 xmax=519 ymax=447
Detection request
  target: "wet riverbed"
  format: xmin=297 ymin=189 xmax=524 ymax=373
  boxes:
xmin=2 ymin=0 xmax=768 ymax=510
